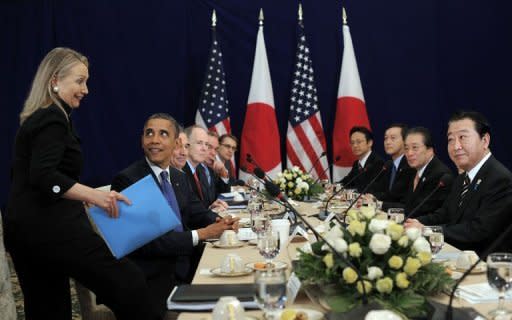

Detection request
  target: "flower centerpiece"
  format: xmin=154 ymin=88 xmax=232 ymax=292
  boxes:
xmin=294 ymin=208 xmax=454 ymax=318
xmin=274 ymin=166 xmax=323 ymax=201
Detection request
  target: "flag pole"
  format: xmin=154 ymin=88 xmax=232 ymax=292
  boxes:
xmin=259 ymin=8 xmax=264 ymax=26
xmin=342 ymin=7 xmax=347 ymax=25
xmin=298 ymin=2 xmax=303 ymax=21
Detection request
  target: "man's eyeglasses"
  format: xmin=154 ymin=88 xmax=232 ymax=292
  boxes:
xmin=220 ymin=144 xmax=237 ymax=151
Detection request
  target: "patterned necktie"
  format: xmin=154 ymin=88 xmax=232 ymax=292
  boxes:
xmin=458 ymin=173 xmax=471 ymax=207
xmin=160 ymin=171 xmax=183 ymax=231
xmin=389 ymin=164 xmax=397 ymax=190
xmin=413 ymin=173 xmax=420 ymax=191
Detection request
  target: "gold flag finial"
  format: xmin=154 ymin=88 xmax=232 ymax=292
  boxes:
xmin=298 ymin=2 xmax=303 ymax=21
xmin=342 ymin=7 xmax=347 ymax=25
xmin=212 ymin=9 xmax=217 ymax=27
xmin=259 ymin=8 xmax=264 ymax=26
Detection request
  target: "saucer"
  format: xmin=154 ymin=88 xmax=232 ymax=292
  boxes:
xmin=210 ymin=267 xmax=252 ymax=277
xmin=212 ymin=241 xmax=245 ymax=249
xmin=455 ymin=262 xmax=487 ymax=274
xmin=246 ymin=261 xmax=288 ymax=271
xmin=277 ymin=308 xmax=324 ymax=320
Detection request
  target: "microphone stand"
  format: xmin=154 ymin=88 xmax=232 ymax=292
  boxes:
xmin=343 ymin=162 xmax=391 ymax=215
xmin=306 ymin=152 xmax=327 ymax=176
xmin=404 ymin=174 xmax=449 ymax=219
xmin=312 ymin=155 xmax=341 ymax=186
xmin=321 ymin=166 xmax=367 ymax=221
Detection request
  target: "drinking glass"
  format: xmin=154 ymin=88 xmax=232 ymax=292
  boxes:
xmin=422 ymin=225 xmax=444 ymax=258
xmin=486 ymin=252 xmax=512 ymax=318
xmin=257 ymin=230 xmax=280 ymax=267
xmin=254 ymin=269 xmax=287 ymax=319
xmin=249 ymin=200 xmax=269 ymax=236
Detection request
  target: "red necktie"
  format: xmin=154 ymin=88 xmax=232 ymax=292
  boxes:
xmin=193 ymin=171 xmax=204 ymax=200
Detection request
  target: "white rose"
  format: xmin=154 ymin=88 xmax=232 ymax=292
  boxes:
xmin=292 ymin=166 xmax=300 ymax=172
xmin=406 ymin=227 xmax=421 ymax=241
xmin=296 ymin=177 xmax=303 ymax=184
xmin=333 ymin=238 xmax=348 ymax=253
xmin=299 ymin=181 xmax=309 ymax=191
xmin=325 ymin=225 xmax=344 ymax=241
xmin=369 ymin=234 xmax=392 ymax=255
xmin=277 ymin=172 xmax=283 ymax=178
xmin=368 ymin=219 xmax=389 ymax=234
xmin=360 ymin=206 xmax=376 ymax=219
xmin=413 ymin=237 xmax=431 ymax=253
xmin=301 ymin=242 xmax=312 ymax=254
xmin=367 ymin=266 xmax=384 ymax=280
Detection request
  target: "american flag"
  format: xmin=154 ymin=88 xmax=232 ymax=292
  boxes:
xmin=195 ymin=27 xmax=231 ymax=136
xmin=286 ymin=20 xmax=328 ymax=180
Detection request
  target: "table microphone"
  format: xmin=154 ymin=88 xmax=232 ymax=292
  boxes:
xmin=312 ymin=155 xmax=341 ymax=185
xmin=321 ymin=164 xmax=367 ymax=221
xmin=405 ymin=173 xmax=452 ymax=219
xmin=344 ymin=160 xmax=393 ymax=214
xmin=446 ymin=221 xmax=512 ymax=320
xmin=263 ymin=180 xmax=378 ymax=311
xmin=306 ymin=151 xmax=327 ymax=175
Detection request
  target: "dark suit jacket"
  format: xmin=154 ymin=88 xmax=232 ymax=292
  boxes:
xmin=111 ymin=160 xmax=217 ymax=285
xmin=183 ymin=163 xmax=229 ymax=208
xmin=340 ymin=151 xmax=386 ymax=194
xmin=401 ymin=156 xmax=454 ymax=218
xmin=374 ymin=155 xmax=416 ymax=205
xmin=418 ymin=155 xmax=512 ymax=255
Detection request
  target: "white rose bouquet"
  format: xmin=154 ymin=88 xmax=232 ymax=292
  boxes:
xmin=274 ymin=166 xmax=323 ymax=201
xmin=294 ymin=208 xmax=453 ymax=318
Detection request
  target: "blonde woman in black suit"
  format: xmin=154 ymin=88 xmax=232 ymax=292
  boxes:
xmin=4 ymin=48 xmax=160 ymax=320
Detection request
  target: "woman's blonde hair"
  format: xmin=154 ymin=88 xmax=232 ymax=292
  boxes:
xmin=19 ymin=47 xmax=89 ymax=124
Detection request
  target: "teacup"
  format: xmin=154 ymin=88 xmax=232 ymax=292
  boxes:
xmin=212 ymin=296 xmax=245 ymax=320
xmin=220 ymin=253 xmax=244 ymax=273
xmin=219 ymin=230 xmax=239 ymax=246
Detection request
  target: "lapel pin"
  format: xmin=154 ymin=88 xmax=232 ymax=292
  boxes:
xmin=474 ymin=179 xmax=482 ymax=191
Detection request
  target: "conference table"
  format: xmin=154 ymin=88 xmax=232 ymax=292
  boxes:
xmin=175 ymin=201 xmax=506 ymax=320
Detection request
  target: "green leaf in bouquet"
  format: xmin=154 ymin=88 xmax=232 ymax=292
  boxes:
xmin=325 ymin=293 xmax=359 ymax=313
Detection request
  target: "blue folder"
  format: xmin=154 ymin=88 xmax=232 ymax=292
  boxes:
xmin=88 ymin=175 xmax=181 ymax=259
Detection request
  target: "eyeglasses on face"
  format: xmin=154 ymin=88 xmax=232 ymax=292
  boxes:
xmin=220 ymin=144 xmax=237 ymax=151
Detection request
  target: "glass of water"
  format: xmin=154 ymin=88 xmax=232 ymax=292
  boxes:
xmin=423 ymin=225 xmax=444 ymax=258
xmin=486 ymin=252 xmax=512 ymax=318
xmin=257 ymin=229 xmax=280 ymax=268
xmin=249 ymin=200 xmax=269 ymax=236
xmin=254 ymin=269 xmax=287 ymax=319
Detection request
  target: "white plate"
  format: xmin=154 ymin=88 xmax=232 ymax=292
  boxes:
xmin=277 ymin=308 xmax=324 ymax=320
xmin=212 ymin=241 xmax=245 ymax=249
xmin=210 ymin=267 xmax=252 ymax=277
xmin=245 ymin=261 xmax=288 ymax=271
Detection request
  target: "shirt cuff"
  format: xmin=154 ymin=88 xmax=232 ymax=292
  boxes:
xmin=221 ymin=177 xmax=229 ymax=184
xmin=191 ymin=230 xmax=199 ymax=246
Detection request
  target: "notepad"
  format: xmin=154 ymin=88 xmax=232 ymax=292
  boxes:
xmin=88 ymin=175 xmax=181 ymax=258
xmin=167 ymin=284 xmax=258 ymax=311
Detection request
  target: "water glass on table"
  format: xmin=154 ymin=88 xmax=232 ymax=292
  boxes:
xmin=486 ymin=252 xmax=512 ymax=318
xmin=422 ymin=225 xmax=444 ymax=258
xmin=254 ymin=269 xmax=287 ymax=320
xmin=257 ymin=229 xmax=280 ymax=268
xmin=249 ymin=200 xmax=269 ymax=236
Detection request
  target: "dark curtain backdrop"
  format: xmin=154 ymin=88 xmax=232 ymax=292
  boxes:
xmin=1 ymin=0 xmax=512 ymax=210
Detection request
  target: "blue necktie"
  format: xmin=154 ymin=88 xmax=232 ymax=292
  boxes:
xmin=389 ymin=164 xmax=397 ymax=190
xmin=160 ymin=171 xmax=183 ymax=231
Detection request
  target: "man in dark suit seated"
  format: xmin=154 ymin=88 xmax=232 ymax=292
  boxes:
xmin=388 ymin=127 xmax=454 ymax=217
xmin=183 ymin=125 xmax=228 ymax=210
xmin=372 ymin=124 xmax=416 ymax=207
xmin=169 ymin=126 xmax=189 ymax=172
xmin=217 ymin=133 xmax=239 ymax=182
xmin=204 ymin=130 xmax=231 ymax=194
xmin=405 ymin=112 xmax=512 ymax=255
xmin=111 ymin=113 xmax=238 ymax=315
xmin=340 ymin=126 xmax=385 ymax=193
